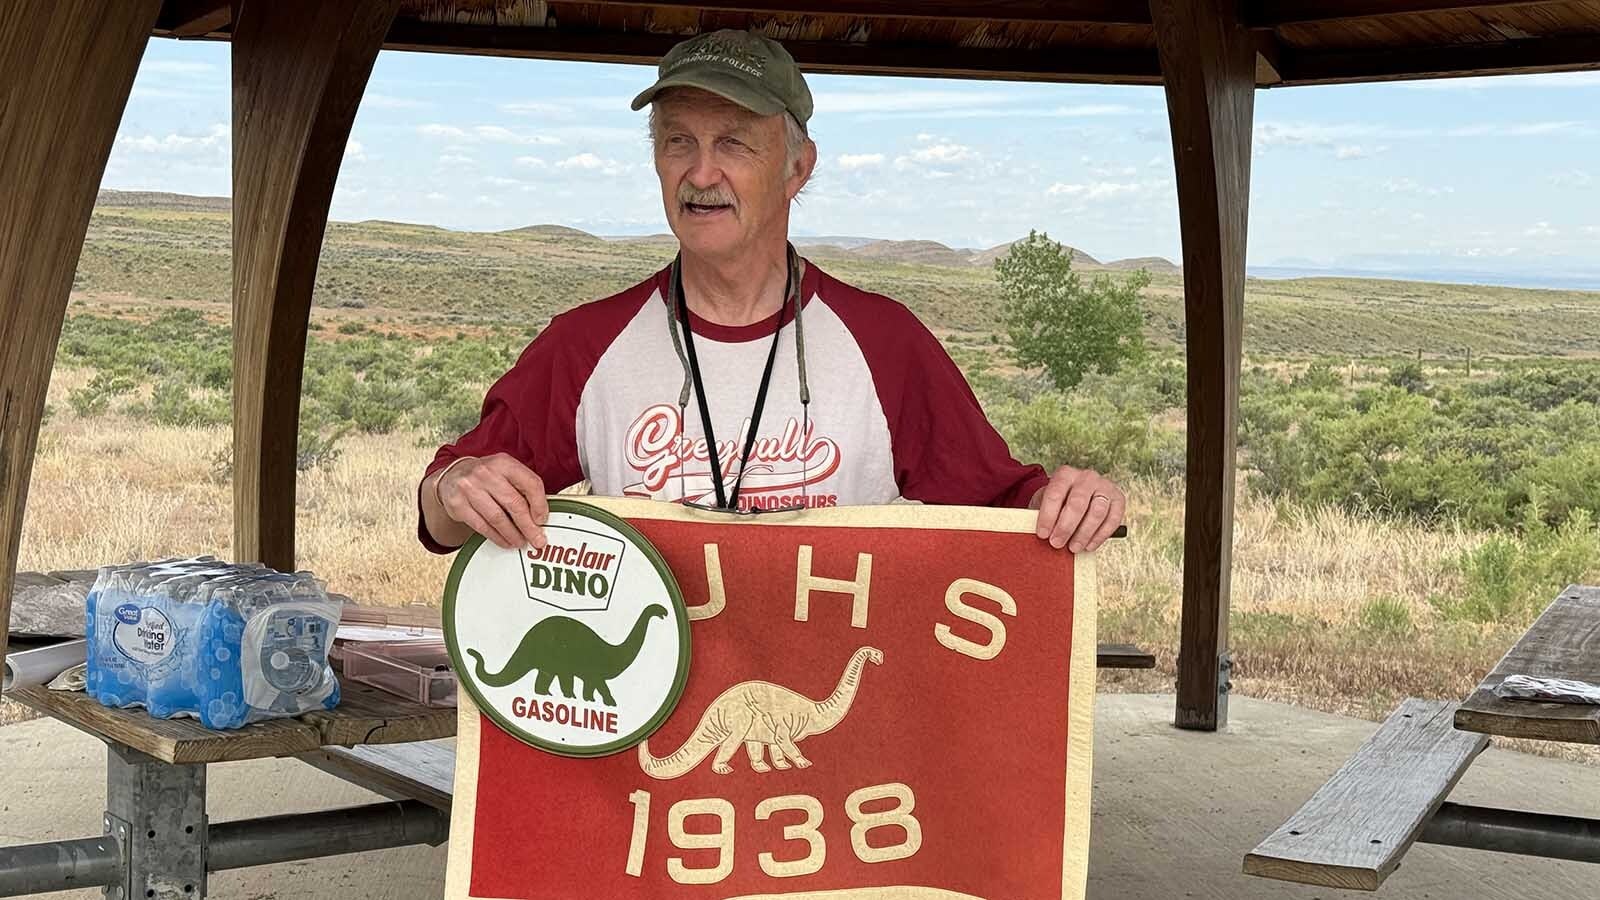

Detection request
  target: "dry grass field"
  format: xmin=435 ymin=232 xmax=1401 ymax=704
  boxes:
xmin=15 ymin=366 xmax=1571 ymax=760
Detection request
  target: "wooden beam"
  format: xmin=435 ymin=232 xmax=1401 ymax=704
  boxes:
xmin=232 ymin=0 xmax=398 ymax=569
xmin=1280 ymin=33 xmax=1600 ymax=85
xmin=156 ymin=0 xmax=232 ymax=37
xmin=383 ymin=21 xmax=1163 ymax=85
xmin=1254 ymin=32 xmax=1285 ymax=85
xmin=0 ymin=0 xmax=162 ymax=681
xmin=1243 ymin=0 xmax=1563 ymax=27
xmin=573 ymin=0 xmax=1152 ymax=25
xmin=1150 ymin=0 xmax=1254 ymax=732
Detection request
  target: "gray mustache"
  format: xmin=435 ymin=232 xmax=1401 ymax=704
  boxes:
xmin=679 ymin=187 xmax=735 ymax=207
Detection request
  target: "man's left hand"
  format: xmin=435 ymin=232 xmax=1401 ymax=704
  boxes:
xmin=1030 ymin=466 xmax=1126 ymax=553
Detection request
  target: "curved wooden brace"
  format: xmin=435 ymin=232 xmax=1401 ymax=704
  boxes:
xmin=0 ymin=0 xmax=162 ymax=670
xmin=232 ymin=0 xmax=400 ymax=569
xmin=1151 ymin=0 xmax=1256 ymax=731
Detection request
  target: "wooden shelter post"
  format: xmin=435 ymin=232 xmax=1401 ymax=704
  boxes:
xmin=0 ymin=0 xmax=162 ymax=670
xmin=1151 ymin=0 xmax=1255 ymax=731
xmin=231 ymin=0 xmax=399 ymax=569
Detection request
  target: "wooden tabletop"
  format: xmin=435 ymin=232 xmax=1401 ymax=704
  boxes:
xmin=1455 ymin=585 xmax=1600 ymax=745
xmin=11 ymin=676 xmax=456 ymax=765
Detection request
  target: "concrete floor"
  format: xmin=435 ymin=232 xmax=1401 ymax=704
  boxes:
xmin=1 ymin=694 xmax=1593 ymax=899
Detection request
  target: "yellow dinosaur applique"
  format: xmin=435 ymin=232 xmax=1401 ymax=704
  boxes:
xmin=638 ymin=646 xmax=883 ymax=779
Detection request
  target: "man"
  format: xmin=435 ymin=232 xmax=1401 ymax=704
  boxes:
xmin=417 ymin=29 xmax=1125 ymax=557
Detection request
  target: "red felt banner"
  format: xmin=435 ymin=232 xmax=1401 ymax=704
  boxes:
xmin=446 ymin=499 xmax=1096 ymax=900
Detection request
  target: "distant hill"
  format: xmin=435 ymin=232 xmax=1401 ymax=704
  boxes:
xmin=97 ymin=189 xmax=230 ymax=212
xmin=502 ymin=224 xmax=601 ymax=241
xmin=1105 ymin=256 xmax=1181 ymax=274
xmin=853 ymin=239 xmax=973 ymax=267
xmin=72 ymin=190 xmax=1600 ymax=358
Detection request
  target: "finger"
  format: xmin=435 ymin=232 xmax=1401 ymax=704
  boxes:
xmin=1066 ymin=494 xmax=1111 ymax=553
xmin=1049 ymin=484 xmax=1095 ymax=549
xmin=1034 ymin=476 xmax=1072 ymax=538
xmin=1083 ymin=495 xmax=1126 ymax=552
xmin=462 ymin=483 xmax=523 ymax=550
xmin=484 ymin=474 xmax=542 ymax=550
xmin=499 ymin=464 xmax=550 ymax=547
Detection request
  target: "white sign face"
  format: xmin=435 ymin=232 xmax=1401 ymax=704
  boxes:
xmin=444 ymin=499 xmax=690 ymax=757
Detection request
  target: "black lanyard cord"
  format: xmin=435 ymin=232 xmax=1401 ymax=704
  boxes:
xmin=673 ymin=250 xmax=794 ymax=510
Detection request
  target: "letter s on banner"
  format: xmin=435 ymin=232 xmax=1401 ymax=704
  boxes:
xmin=935 ymin=578 xmax=1017 ymax=661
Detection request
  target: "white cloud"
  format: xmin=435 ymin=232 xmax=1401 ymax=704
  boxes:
xmin=141 ymin=60 xmax=216 ymax=75
xmin=1525 ymin=221 xmax=1559 ymax=237
xmin=1551 ymin=170 xmax=1594 ymax=188
xmin=1334 ymin=144 xmax=1368 ymax=160
xmin=915 ymin=133 xmax=935 ymax=142
xmin=420 ymin=123 xmax=469 ymax=139
xmin=515 ymin=155 xmax=548 ymax=169
xmin=1405 ymin=71 xmax=1600 ymax=90
xmin=344 ymin=139 xmax=366 ymax=163
xmin=836 ymin=153 xmax=885 ymax=170
xmin=424 ymin=192 xmax=448 ymax=202
xmin=116 ymin=122 xmax=229 ymax=156
xmin=1447 ymin=121 xmax=1586 ymax=137
xmin=1088 ymin=163 xmax=1138 ymax=177
xmin=909 ymin=143 xmax=978 ymax=164
xmin=418 ymin=123 xmax=561 ymax=145
xmin=556 ymin=152 xmax=629 ymax=176
xmin=1383 ymin=177 xmax=1453 ymax=196
xmin=1585 ymin=225 xmax=1600 ymax=236
xmin=1047 ymin=181 xmax=1145 ymax=200
xmin=366 ymin=93 xmax=431 ymax=110
xmin=500 ymin=101 xmax=574 ymax=116
xmin=439 ymin=153 xmax=475 ymax=166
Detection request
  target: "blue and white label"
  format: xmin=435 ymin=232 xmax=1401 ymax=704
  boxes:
xmin=112 ymin=605 xmax=175 ymax=666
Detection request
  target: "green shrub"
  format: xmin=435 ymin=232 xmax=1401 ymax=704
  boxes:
xmin=1387 ymin=361 xmax=1429 ymax=394
xmin=1433 ymin=508 xmax=1600 ymax=624
xmin=1357 ymin=596 xmax=1414 ymax=637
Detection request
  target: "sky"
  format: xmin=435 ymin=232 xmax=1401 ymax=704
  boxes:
xmin=107 ymin=37 xmax=1600 ymax=280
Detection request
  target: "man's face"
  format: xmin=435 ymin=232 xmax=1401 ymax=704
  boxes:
xmin=652 ymin=89 xmax=812 ymax=261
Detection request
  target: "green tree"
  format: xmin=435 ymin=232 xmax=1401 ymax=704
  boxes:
xmin=995 ymin=230 xmax=1149 ymax=391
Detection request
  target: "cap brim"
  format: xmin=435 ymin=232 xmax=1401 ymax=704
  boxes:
xmin=630 ymin=68 xmax=788 ymax=117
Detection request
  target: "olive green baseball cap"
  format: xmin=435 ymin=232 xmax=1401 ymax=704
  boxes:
xmin=630 ymin=29 xmax=813 ymax=126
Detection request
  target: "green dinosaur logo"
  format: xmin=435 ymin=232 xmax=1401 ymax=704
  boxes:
xmin=445 ymin=498 xmax=691 ymax=758
xmin=465 ymin=604 xmax=668 ymax=707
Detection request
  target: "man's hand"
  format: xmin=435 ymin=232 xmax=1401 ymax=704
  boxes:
xmin=1030 ymin=466 xmax=1125 ymax=553
xmin=434 ymin=453 xmax=549 ymax=550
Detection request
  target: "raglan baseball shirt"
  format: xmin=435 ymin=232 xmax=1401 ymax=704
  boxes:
xmin=417 ymin=255 xmax=1048 ymax=553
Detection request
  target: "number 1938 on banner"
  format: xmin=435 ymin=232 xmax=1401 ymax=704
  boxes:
xmin=444 ymin=497 xmax=1097 ymax=900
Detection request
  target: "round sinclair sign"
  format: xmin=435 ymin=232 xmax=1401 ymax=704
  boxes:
xmin=444 ymin=499 xmax=690 ymax=757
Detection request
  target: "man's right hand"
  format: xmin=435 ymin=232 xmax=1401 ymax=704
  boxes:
xmin=431 ymin=453 xmax=549 ymax=550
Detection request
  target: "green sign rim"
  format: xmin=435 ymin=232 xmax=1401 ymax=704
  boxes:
xmin=442 ymin=497 xmax=692 ymax=758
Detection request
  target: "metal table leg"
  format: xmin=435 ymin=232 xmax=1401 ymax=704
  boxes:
xmin=104 ymin=744 xmax=207 ymax=900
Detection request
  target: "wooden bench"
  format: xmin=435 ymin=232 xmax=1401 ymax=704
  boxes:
xmin=1244 ymin=698 xmax=1488 ymax=890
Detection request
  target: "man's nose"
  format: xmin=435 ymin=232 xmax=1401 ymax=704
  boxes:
xmin=685 ymin=147 xmax=723 ymax=188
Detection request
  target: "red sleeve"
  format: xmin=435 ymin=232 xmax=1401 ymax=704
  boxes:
xmin=416 ymin=278 xmax=659 ymax=553
xmin=818 ymin=271 xmax=1049 ymax=509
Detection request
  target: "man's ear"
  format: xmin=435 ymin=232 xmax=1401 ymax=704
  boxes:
xmin=787 ymin=139 xmax=818 ymax=200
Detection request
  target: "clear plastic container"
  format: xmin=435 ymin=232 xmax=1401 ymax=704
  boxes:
xmin=342 ymin=640 xmax=457 ymax=707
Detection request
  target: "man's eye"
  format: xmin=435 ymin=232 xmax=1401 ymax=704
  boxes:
xmin=721 ymin=138 xmax=747 ymax=150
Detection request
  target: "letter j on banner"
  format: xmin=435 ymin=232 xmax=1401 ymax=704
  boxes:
xmin=443 ymin=497 xmax=1099 ymax=900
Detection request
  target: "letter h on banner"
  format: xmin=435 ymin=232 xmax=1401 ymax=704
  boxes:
xmin=793 ymin=546 xmax=872 ymax=629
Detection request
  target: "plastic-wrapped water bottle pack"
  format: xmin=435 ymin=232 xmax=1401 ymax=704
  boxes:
xmin=85 ymin=556 xmax=342 ymax=729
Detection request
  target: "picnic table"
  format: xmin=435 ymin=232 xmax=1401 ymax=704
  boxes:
xmin=1247 ymin=584 xmax=1600 ymax=890
xmin=0 ymin=572 xmax=457 ymax=899
xmin=0 ymin=677 xmax=455 ymax=899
